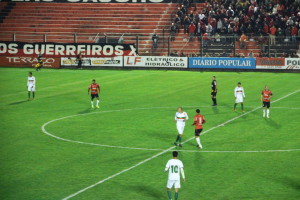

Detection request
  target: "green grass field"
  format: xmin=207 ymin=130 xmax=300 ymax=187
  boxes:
xmin=0 ymin=68 xmax=300 ymax=200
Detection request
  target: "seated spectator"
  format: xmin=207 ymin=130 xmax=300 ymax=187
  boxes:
xmin=248 ymin=51 xmax=254 ymax=58
xmin=180 ymin=51 xmax=185 ymax=57
xmin=202 ymin=33 xmax=210 ymax=46
xmin=170 ymin=50 xmax=179 ymax=57
xmin=152 ymin=32 xmax=159 ymax=48
xmin=239 ymin=33 xmax=248 ymax=49
xmin=205 ymin=53 xmax=210 ymax=57
xmin=220 ymin=51 xmax=227 ymax=57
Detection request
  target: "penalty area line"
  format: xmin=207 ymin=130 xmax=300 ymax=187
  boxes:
xmin=62 ymin=89 xmax=300 ymax=200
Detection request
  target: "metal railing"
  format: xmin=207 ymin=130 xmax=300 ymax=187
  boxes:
xmin=0 ymin=32 xmax=299 ymax=57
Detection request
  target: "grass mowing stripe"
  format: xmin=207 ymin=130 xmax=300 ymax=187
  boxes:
xmin=61 ymin=89 xmax=300 ymax=200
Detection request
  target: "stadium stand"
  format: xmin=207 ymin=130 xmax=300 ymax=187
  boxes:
xmin=0 ymin=2 xmax=176 ymax=55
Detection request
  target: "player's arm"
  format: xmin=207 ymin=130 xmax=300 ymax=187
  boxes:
xmin=214 ymin=81 xmax=217 ymax=92
xmin=88 ymin=86 xmax=91 ymax=94
xmin=261 ymin=92 xmax=264 ymax=102
xmin=174 ymin=114 xmax=177 ymax=122
xmin=180 ymin=167 xmax=185 ymax=182
xmin=185 ymin=113 xmax=189 ymax=121
xmin=97 ymin=85 xmax=100 ymax=94
xmin=202 ymin=116 xmax=206 ymax=124
xmin=234 ymin=88 xmax=237 ymax=98
xmin=164 ymin=162 xmax=170 ymax=172
xmin=192 ymin=116 xmax=197 ymax=126
xmin=243 ymin=88 xmax=246 ymax=98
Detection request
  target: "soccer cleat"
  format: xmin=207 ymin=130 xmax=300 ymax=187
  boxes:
xmin=91 ymin=105 xmax=94 ymax=108
xmin=96 ymin=105 xmax=99 ymax=109
xmin=197 ymin=145 xmax=202 ymax=149
xmin=178 ymin=144 xmax=182 ymax=147
xmin=233 ymin=109 xmax=236 ymax=112
xmin=242 ymin=110 xmax=245 ymax=112
xmin=174 ymin=142 xmax=178 ymax=146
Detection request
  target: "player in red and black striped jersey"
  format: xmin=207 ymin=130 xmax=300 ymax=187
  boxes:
xmin=192 ymin=109 xmax=206 ymax=149
xmin=88 ymin=79 xmax=100 ymax=108
xmin=261 ymin=85 xmax=272 ymax=118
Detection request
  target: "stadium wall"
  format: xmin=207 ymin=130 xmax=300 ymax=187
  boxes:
xmin=1 ymin=41 xmax=300 ymax=71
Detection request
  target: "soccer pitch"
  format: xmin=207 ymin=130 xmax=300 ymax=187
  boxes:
xmin=0 ymin=68 xmax=300 ymax=200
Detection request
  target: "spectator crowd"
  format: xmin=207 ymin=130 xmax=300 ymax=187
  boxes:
xmin=171 ymin=0 xmax=300 ymax=45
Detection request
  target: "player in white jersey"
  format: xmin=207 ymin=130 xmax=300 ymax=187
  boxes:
xmin=165 ymin=151 xmax=185 ymax=200
xmin=27 ymin=72 xmax=36 ymax=100
xmin=174 ymin=107 xmax=188 ymax=147
xmin=233 ymin=82 xmax=245 ymax=112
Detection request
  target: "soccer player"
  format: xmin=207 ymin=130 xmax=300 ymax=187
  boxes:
xmin=174 ymin=107 xmax=188 ymax=147
xmin=165 ymin=151 xmax=185 ymax=200
xmin=192 ymin=109 xmax=206 ymax=149
xmin=88 ymin=79 xmax=100 ymax=108
xmin=211 ymin=76 xmax=217 ymax=106
xmin=27 ymin=72 xmax=36 ymax=100
xmin=261 ymin=85 xmax=273 ymax=118
xmin=35 ymin=54 xmax=43 ymax=71
xmin=233 ymin=82 xmax=245 ymax=112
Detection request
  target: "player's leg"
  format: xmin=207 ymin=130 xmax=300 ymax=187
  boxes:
xmin=175 ymin=125 xmax=183 ymax=146
xmin=174 ymin=181 xmax=181 ymax=200
xmin=96 ymin=95 xmax=100 ymax=108
xmin=28 ymin=91 xmax=31 ymax=100
xmin=166 ymin=180 xmax=174 ymax=200
xmin=266 ymin=102 xmax=270 ymax=118
xmin=195 ymin=129 xmax=203 ymax=149
xmin=262 ymin=102 xmax=266 ymax=117
xmin=91 ymin=95 xmax=94 ymax=108
xmin=233 ymin=103 xmax=237 ymax=111
xmin=214 ymin=92 xmax=217 ymax=105
xmin=241 ymin=103 xmax=244 ymax=112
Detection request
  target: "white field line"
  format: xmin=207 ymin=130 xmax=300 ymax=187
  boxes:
xmin=60 ymin=89 xmax=300 ymax=200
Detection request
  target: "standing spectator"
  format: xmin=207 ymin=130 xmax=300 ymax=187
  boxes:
xmin=269 ymin=25 xmax=277 ymax=45
xmin=183 ymin=16 xmax=191 ymax=34
xmin=152 ymin=32 xmax=159 ymax=48
xmin=217 ymin=19 xmax=223 ymax=33
xmin=181 ymin=5 xmax=187 ymax=16
xmin=174 ymin=15 xmax=181 ymax=33
xmin=183 ymin=0 xmax=190 ymax=8
xmin=170 ymin=23 xmax=176 ymax=41
xmin=277 ymin=28 xmax=284 ymax=42
xmin=258 ymin=34 xmax=266 ymax=52
xmin=177 ymin=7 xmax=183 ymax=20
xmin=202 ymin=33 xmax=210 ymax=46
xmin=188 ymin=22 xmax=196 ymax=41
xmin=239 ymin=33 xmax=248 ymax=49
xmin=291 ymin=26 xmax=298 ymax=42
xmin=206 ymin=23 xmax=213 ymax=36
xmin=285 ymin=26 xmax=291 ymax=42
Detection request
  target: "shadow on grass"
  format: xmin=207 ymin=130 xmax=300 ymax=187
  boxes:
xmin=78 ymin=108 xmax=93 ymax=114
xmin=264 ymin=117 xmax=281 ymax=128
xmin=8 ymin=100 xmax=28 ymax=105
xmin=212 ymin=106 xmax=220 ymax=114
xmin=130 ymin=185 xmax=163 ymax=199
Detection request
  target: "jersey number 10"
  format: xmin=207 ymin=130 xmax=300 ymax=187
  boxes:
xmin=171 ymin=165 xmax=179 ymax=173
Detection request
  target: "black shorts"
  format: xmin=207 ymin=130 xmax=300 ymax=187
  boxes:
xmin=91 ymin=94 xmax=99 ymax=100
xmin=263 ymin=101 xmax=270 ymax=108
xmin=211 ymin=91 xmax=217 ymax=96
xmin=195 ymin=129 xmax=203 ymax=136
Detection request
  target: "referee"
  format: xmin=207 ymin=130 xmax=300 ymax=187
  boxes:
xmin=211 ymin=76 xmax=217 ymax=106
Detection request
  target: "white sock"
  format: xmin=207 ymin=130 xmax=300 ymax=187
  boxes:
xmin=96 ymin=100 xmax=99 ymax=106
xmin=196 ymin=137 xmax=202 ymax=148
xmin=91 ymin=101 xmax=94 ymax=107
xmin=263 ymin=109 xmax=266 ymax=117
xmin=267 ymin=109 xmax=270 ymax=117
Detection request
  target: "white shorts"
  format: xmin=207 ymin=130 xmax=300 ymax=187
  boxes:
xmin=235 ymin=96 xmax=243 ymax=103
xmin=176 ymin=124 xmax=185 ymax=135
xmin=28 ymin=85 xmax=36 ymax=92
xmin=167 ymin=179 xmax=181 ymax=189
